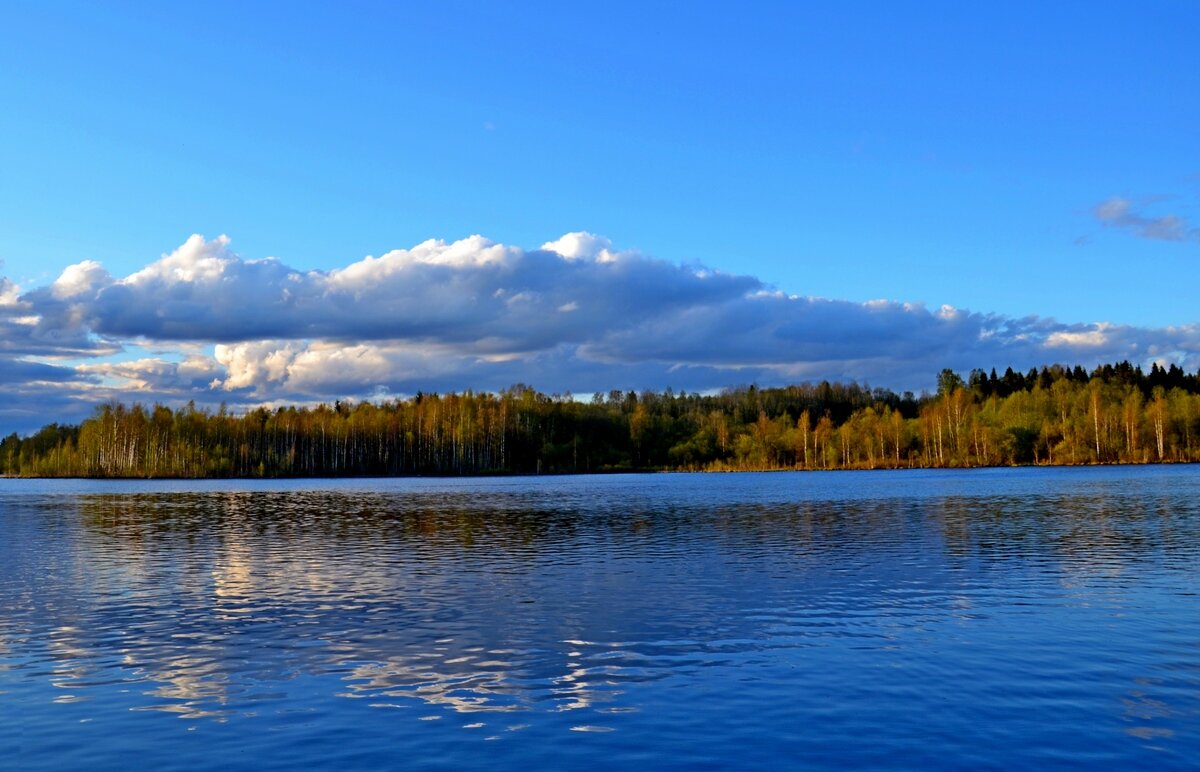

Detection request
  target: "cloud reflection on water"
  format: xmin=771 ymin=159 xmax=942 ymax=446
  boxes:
xmin=0 ymin=470 xmax=1197 ymax=758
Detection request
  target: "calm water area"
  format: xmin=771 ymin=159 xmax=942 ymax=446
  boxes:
xmin=2 ymin=466 xmax=1199 ymax=769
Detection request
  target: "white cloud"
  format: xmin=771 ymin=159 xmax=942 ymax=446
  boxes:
xmin=541 ymin=232 xmax=619 ymax=261
xmin=33 ymin=233 xmax=757 ymax=355
xmin=51 ymin=260 xmax=112 ymax=300
xmin=0 ymin=231 xmax=1198 ymax=432
xmin=1046 ymin=326 xmax=1110 ymax=348
xmin=0 ymin=278 xmax=21 ymax=307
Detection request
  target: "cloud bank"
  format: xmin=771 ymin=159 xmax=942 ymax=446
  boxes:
xmin=1 ymin=232 xmax=1199 ymax=432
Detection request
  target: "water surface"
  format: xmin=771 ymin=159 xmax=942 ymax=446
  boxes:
xmin=3 ymin=466 xmax=1199 ymax=768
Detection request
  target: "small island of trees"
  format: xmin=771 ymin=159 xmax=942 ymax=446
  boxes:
xmin=2 ymin=361 xmax=1199 ymax=478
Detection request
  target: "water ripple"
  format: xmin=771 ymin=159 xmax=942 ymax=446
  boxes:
xmin=2 ymin=466 xmax=1200 ymax=769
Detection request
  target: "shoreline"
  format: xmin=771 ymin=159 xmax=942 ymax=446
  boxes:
xmin=2 ymin=459 xmax=1196 ymax=481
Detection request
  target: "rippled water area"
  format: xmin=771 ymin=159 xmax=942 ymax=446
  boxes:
xmin=3 ymin=467 xmax=1200 ymax=769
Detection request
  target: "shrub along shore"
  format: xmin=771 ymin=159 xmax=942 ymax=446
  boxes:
xmin=2 ymin=362 xmax=1199 ymax=478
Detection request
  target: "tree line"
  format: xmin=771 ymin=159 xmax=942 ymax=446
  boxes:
xmin=2 ymin=361 xmax=1199 ymax=477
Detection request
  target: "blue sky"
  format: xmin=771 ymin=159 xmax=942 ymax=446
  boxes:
xmin=0 ymin=2 xmax=1197 ymax=431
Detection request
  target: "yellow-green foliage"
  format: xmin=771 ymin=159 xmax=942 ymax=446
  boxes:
xmin=3 ymin=364 xmax=1199 ymax=477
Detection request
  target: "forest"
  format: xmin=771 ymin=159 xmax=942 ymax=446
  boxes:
xmin=2 ymin=361 xmax=1199 ymax=478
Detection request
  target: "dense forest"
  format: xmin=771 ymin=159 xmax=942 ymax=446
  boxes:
xmin=3 ymin=361 xmax=1200 ymax=477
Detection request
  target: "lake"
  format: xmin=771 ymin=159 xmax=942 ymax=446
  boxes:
xmin=2 ymin=466 xmax=1199 ymax=769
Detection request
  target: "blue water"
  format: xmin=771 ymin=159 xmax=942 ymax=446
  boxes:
xmin=2 ymin=466 xmax=1199 ymax=769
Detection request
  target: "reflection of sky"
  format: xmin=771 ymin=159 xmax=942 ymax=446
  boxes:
xmin=1 ymin=468 xmax=1199 ymax=766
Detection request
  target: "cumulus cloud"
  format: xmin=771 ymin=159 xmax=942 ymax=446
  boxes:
xmin=31 ymin=232 xmax=755 ymax=354
xmin=1094 ymin=197 xmax=1199 ymax=242
xmin=0 ymin=231 xmax=1199 ymax=432
xmin=0 ymin=275 xmax=117 ymax=359
xmin=0 ymin=277 xmax=21 ymax=307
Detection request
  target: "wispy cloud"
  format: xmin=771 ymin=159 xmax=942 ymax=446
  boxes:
xmin=0 ymin=232 xmax=1198 ymax=432
xmin=1093 ymin=197 xmax=1199 ymax=242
